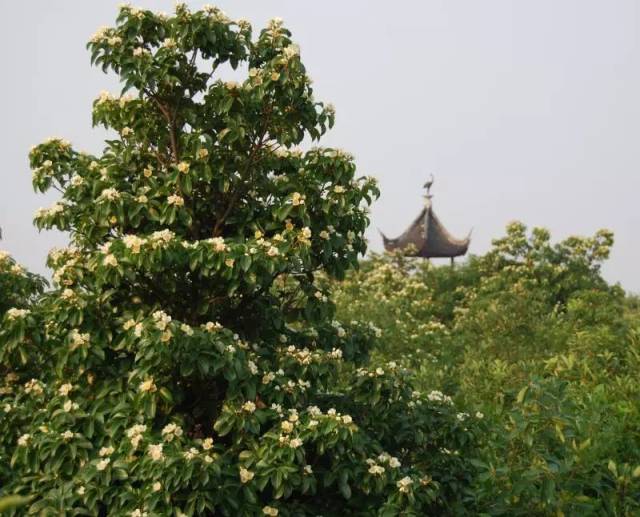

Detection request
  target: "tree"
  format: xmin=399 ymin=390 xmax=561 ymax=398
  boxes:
xmin=0 ymin=5 xmax=478 ymax=515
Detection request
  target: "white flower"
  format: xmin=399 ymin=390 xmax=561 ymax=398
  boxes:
xmin=24 ymin=379 xmax=43 ymax=395
xmin=282 ymin=44 xmax=299 ymax=60
xmin=96 ymin=458 xmax=111 ymax=471
xmin=162 ymin=38 xmax=176 ymax=49
xmin=62 ymin=430 xmax=75 ymax=441
xmin=247 ymin=360 xmax=259 ymax=375
xmin=147 ymin=443 xmax=164 ymax=461
xmin=162 ymin=423 xmax=183 ymax=442
xmin=239 ymin=467 xmax=254 ymax=483
xmin=341 ymin=415 xmax=353 ymax=425
xmin=397 ymin=476 xmax=413 ymax=493
xmin=202 ymin=437 xmax=214 ymax=450
xmin=177 ymin=161 xmax=190 ymax=173
xmin=17 ymin=434 xmax=31 ymax=446
xmin=475 ymin=411 xmax=484 ymax=419
xmin=6 ymin=308 xmax=29 ymax=320
xmin=77 ymin=486 xmax=86 ymax=495
xmin=267 ymin=246 xmax=279 ymax=257
xmin=167 ymin=194 xmax=184 ymax=207
xmin=289 ymin=438 xmax=303 ymax=449
xmin=388 ymin=457 xmax=401 ymax=468
xmin=152 ymin=481 xmax=162 ymax=492
xmin=180 ymin=323 xmax=194 ymax=336
xmin=130 ymin=509 xmax=148 ymax=517
xmin=368 ymin=464 xmax=385 ymax=475
xmin=183 ymin=447 xmax=199 ymax=460
xmin=103 ymin=254 xmax=118 ymax=267
xmin=123 ymin=235 xmax=146 ymax=254
xmin=99 ymin=446 xmax=114 ymax=457
xmin=263 ymin=507 xmax=279 ymax=516
xmin=291 ymin=192 xmax=304 ymax=206
xmin=99 ymin=188 xmax=120 ymax=201
xmin=139 ymin=378 xmax=157 ymax=393
xmin=242 ymin=401 xmax=256 ymax=413
xmin=70 ymin=174 xmax=84 ymax=187
xmin=333 ymin=185 xmax=345 ymax=194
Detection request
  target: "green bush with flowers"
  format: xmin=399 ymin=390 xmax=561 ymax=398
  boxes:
xmin=0 ymin=4 xmax=482 ymax=516
xmin=333 ymin=222 xmax=640 ymax=514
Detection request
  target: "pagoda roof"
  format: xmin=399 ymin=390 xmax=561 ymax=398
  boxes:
xmin=380 ymin=196 xmax=471 ymax=259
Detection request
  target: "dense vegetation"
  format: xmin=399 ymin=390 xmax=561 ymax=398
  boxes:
xmin=332 ymin=222 xmax=640 ymax=515
xmin=0 ymin=4 xmax=480 ymax=516
xmin=1 ymin=3 xmax=638 ymax=516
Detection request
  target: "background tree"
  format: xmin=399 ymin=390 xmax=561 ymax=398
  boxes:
xmin=0 ymin=4 xmax=478 ymax=515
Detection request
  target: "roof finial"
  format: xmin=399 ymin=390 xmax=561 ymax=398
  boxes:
xmin=422 ymin=174 xmax=434 ymax=199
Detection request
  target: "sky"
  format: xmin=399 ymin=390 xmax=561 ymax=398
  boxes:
xmin=1 ymin=0 xmax=639 ymax=292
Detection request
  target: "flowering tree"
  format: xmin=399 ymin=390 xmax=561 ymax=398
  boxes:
xmin=0 ymin=5 xmax=479 ymax=515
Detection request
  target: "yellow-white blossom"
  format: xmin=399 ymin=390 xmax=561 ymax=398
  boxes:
xmin=6 ymin=308 xmax=29 ymax=320
xmin=397 ymin=476 xmax=413 ymax=493
xmin=147 ymin=443 xmax=164 ymax=461
xmin=96 ymin=458 xmax=111 ymax=471
xmin=242 ymin=401 xmax=256 ymax=413
xmin=263 ymin=507 xmax=279 ymax=516
xmin=239 ymin=467 xmax=254 ymax=483
xmin=139 ymin=378 xmax=157 ymax=393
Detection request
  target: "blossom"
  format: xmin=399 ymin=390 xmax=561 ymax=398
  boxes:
xmin=139 ymin=378 xmax=157 ymax=393
xmin=123 ymin=235 xmax=146 ymax=254
xmin=99 ymin=446 xmax=114 ymax=457
xmin=152 ymin=481 xmax=162 ymax=492
xmin=301 ymin=227 xmax=312 ymax=239
xmin=242 ymin=401 xmax=256 ymax=413
xmin=143 ymin=166 xmax=153 ymax=178
xmin=267 ymin=246 xmax=279 ymax=257
xmin=197 ymin=148 xmax=209 ymax=159
xmin=24 ymin=379 xmax=44 ymax=395
xmin=162 ymin=423 xmax=184 ymax=442
xmin=239 ymin=467 xmax=254 ymax=483
xmin=167 ymin=194 xmax=184 ymax=207
xmin=289 ymin=438 xmax=303 ymax=449
xmin=99 ymin=188 xmax=120 ymax=201
xmin=202 ymin=437 xmax=214 ymax=450
xmin=70 ymin=174 xmax=84 ymax=187
xmin=183 ymin=447 xmax=199 ymax=460
xmin=291 ymin=192 xmax=304 ymax=206
xmin=341 ymin=415 xmax=353 ymax=425
xmin=121 ymin=127 xmax=133 ymax=137
xmin=210 ymin=237 xmax=227 ymax=252
xmin=63 ymin=400 xmax=79 ymax=413
xmin=248 ymin=360 xmax=259 ymax=375
xmin=147 ymin=443 xmax=164 ymax=461
xmin=368 ymin=464 xmax=385 ymax=475
xmin=131 ymin=510 xmax=148 ymax=517
xmin=96 ymin=458 xmax=111 ymax=471
xmin=304 ymin=465 xmax=313 ymax=474
xmin=397 ymin=476 xmax=413 ymax=493
xmin=6 ymin=308 xmax=29 ymax=320
xmin=281 ymin=421 xmax=294 ymax=433
xmin=263 ymin=507 xmax=279 ymax=516
xmin=103 ymin=254 xmax=118 ymax=267
xmin=225 ymin=258 xmax=235 ymax=267
xmin=333 ymin=185 xmax=345 ymax=194
xmin=77 ymin=486 xmax=86 ymax=495
xmin=17 ymin=434 xmax=31 ymax=446
xmin=283 ymin=44 xmax=299 ymax=60
xmin=177 ymin=161 xmax=190 ymax=173
xmin=319 ymin=230 xmax=330 ymax=240
xmin=180 ymin=323 xmax=194 ymax=336
xmin=162 ymin=38 xmax=177 ymax=49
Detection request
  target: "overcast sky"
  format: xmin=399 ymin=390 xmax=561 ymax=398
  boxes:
xmin=1 ymin=1 xmax=639 ymax=292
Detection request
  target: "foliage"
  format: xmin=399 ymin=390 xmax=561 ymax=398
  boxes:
xmin=333 ymin=222 xmax=640 ymax=515
xmin=0 ymin=4 xmax=481 ymax=516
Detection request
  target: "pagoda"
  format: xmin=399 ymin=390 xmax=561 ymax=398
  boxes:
xmin=380 ymin=177 xmax=471 ymax=262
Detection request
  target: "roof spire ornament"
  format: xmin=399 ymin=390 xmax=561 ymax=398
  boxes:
xmin=380 ymin=176 xmax=471 ymax=259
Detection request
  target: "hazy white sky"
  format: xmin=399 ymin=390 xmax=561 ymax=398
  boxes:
xmin=1 ymin=1 xmax=639 ymax=291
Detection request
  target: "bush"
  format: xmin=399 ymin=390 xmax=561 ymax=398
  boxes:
xmin=332 ymin=222 xmax=640 ymax=514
